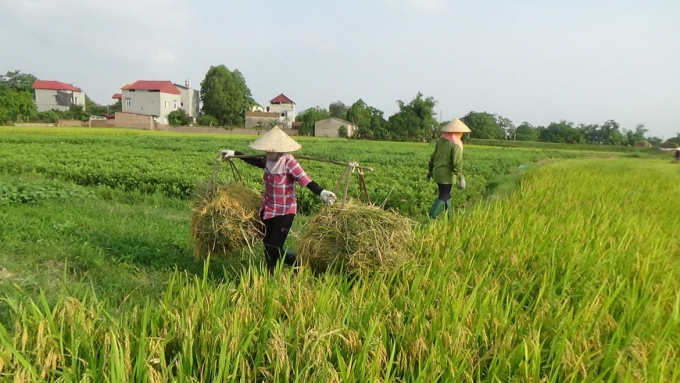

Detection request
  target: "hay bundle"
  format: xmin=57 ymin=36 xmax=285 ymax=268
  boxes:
xmin=298 ymin=201 xmax=414 ymax=274
xmin=190 ymin=182 xmax=263 ymax=259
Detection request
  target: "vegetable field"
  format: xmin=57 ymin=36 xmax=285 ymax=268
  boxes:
xmin=1 ymin=127 xmax=679 ymax=382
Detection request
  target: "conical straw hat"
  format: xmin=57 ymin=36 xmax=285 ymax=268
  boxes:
xmin=442 ymin=118 xmax=471 ymax=133
xmin=249 ymin=126 xmax=302 ymax=152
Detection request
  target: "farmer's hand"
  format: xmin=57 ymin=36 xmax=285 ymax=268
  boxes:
xmin=459 ymin=178 xmax=466 ymax=190
xmin=426 ymin=172 xmax=432 ymax=182
xmin=320 ymin=190 xmax=337 ymax=205
xmin=219 ymin=150 xmax=235 ymax=160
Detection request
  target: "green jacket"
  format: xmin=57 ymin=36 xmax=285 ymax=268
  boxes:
xmin=428 ymin=138 xmax=464 ymax=184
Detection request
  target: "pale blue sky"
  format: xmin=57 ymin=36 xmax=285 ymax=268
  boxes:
xmin=1 ymin=0 xmax=678 ymax=137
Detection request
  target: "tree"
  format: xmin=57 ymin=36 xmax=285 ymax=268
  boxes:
xmin=0 ymin=87 xmax=36 ymax=122
xmin=0 ymin=70 xmax=37 ymax=93
xmin=623 ymin=124 xmax=648 ymax=146
xmin=110 ymin=100 xmax=122 ymax=113
xmin=200 ymin=65 xmax=254 ymax=126
xmin=63 ymin=104 xmax=90 ymax=121
xmin=647 ymin=136 xmax=663 ymax=147
xmin=388 ymin=92 xmax=438 ymax=141
xmin=85 ymin=94 xmax=107 ymax=115
xmin=539 ymin=121 xmax=583 ymax=143
xmin=168 ymin=109 xmax=191 ymax=126
xmin=338 ymin=125 xmax=348 ymax=138
xmin=328 ymin=101 xmax=348 ymax=119
xmin=665 ymin=133 xmax=680 ymax=145
xmin=462 ymin=112 xmax=504 ymax=139
xmin=296 ymin=107 xmax=329 ymax=136
xmin=599 ymin=120 xmax=625 ymax=145
xmin=515 ymin=122 xmax=540 ymax=141
xmin=495 ymin=115 xmax=515 ymax=140
xmin=345 ymin=99 xmax=386 ymax=140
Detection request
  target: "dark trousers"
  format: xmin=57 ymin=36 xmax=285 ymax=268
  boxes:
xmin=262 ymin=214 xmax=296 ymax=271
xmin=437 ymin=183 xmax=452 ymax=201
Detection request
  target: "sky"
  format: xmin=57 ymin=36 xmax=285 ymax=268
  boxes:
xmin=1 ymin=0 xmax=679 ymax=138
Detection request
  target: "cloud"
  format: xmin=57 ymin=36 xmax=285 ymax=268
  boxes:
xmin=394 ymin=0 xmax=448 ymax=12
xmin=0 ymin=0 xmax=189 ymax=67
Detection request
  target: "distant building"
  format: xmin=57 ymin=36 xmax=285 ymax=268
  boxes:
xmin=268 ymin=94 xmax=296 ymax=129
xmin=314 ymin=117 xmax=356 ymax=138
xmin=245 ymin=111 xmax=281 ymax=128
xmin=174 ymin=80 xmax=200 ymax=119
xmin=32 ymin=80 xmax=85 ymax=112
xmin=121 ymin=80 xmax=198 ymax=124
xmin=250 ymin=103 xmax=265 ymax=113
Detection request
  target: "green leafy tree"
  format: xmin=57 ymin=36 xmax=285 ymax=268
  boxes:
xmin=85 ymin=94 xmax=108 ymax=115
xmin=0 ymin=70 xmax=37 ymax=93
xmin=197 ymin=114 xmax=219 ymax=126
xmin=63 ymin=104 xmax=90 ymax=121
xmin=338 ymin=125 xmax=348 ymax=138
xmin=200 ymin=65 xmax=254 ymax=126
xmin=665 ymin=133 xmax=680 ymax=145
xmin=328 ymin=101 xmax=348 ymax=119
xmin=495 ymin=115 xmax=515 ymax=140
xmin=296 ymin=107 xmax=329 ymax=136
xmin=388 ymin=92 xmax=438 ymax=141
xmin=0 ymin=87 xmax=37 ymax=122
xmin=515 ymin=122 xmax=540 ymax=141
xmin=168 ymin=109 xmax=191 ymax=126
xmin=623 ymin=124 xmax=648 ymax=146
xmin=110 ymin=100 xmax=122 ymax=113
xmin=463 ymin=112 xmax=504 ymax=139
xmin=599 ymin=120 xmax=625 ymax=145
xmin=539 ymin=121 xmax=584 ymax=143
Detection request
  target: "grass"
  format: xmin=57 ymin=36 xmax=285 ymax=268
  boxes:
xmin=1 ymin=158 xmax=679 ymax=381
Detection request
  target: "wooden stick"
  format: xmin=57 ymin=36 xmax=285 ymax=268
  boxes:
xmin=227 ymin=154 xmax=374 ymax=171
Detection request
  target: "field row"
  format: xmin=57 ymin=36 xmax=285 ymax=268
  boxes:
xmin=0 ymin=128 xmax=577 ymax=219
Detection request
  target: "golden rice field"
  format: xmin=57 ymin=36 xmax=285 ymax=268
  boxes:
xmin=1 ymin=128 xmax=679 ymax=382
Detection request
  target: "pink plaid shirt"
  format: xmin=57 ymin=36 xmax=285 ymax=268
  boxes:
xmin=260 ymin=155 xmax=312 ymax=220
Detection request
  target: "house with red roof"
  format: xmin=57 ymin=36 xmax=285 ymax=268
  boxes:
xmin=32 ymin=80 xmax=85 ymax=112
xmin=121 ymin=80 xmax=198 ymax=124
xmin=267 ymin=93 xmax=296 ymax=129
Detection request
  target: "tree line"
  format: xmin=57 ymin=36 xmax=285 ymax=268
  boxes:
xmin=2 ymin=67 xmax=679 ymax=147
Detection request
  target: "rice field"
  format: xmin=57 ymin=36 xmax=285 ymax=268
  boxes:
xmin=1 ymin=127 xmax=679 ymax=381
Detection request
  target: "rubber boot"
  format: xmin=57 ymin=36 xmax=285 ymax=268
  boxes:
xmin=429 ymin=199 xmax=446 ymax=219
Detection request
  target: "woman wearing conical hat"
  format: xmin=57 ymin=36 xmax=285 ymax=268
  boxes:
xmin=427 ymin=118 xmax=470 ymax=219
xmin=220 ymin=126 xmax=337 ymax=274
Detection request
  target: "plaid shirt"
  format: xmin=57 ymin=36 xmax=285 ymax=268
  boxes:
xmin=260 ymin=155 xmax=312 ymax=220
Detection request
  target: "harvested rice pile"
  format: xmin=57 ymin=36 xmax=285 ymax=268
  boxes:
xmin=298 ymin=201 xmax=414 ymax=274
xmin=190 ymin=182 xmax=263 ymax=259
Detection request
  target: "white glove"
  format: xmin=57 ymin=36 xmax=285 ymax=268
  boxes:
xmin=320 ymin=190 xmax=337 ymax=205
xmin=219 ymin=150 xmax=235 ymax=159
xmin=459 ymin=178 xmax=466 ymax=190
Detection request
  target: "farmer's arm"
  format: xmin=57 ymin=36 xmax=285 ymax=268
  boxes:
xmin=234 ymin=151 xmax=265 ymax=169
xmin=287 ymin=158 xmax=335 ymax=203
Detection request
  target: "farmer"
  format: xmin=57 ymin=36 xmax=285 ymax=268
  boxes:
xmin=427 ymin=118 xmax=471 ymax=219
xmin=675 ymin=148 xmax=680 ymax=162
xmin=220 ymin=126 xmax=337 ymax=274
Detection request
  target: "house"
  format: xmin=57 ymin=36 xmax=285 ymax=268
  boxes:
xmin=245 ymin=111 xmax=281 ymax=128
xmin=121 ymin=80 xmax=198 ymax=124
xmin=32 ymin=80 xmax=85 ymax=112
xmin=174 ymin=81 xmax=200 ymax=119
xmin=112 ymin=93 xmax=122 ymax=102
xmin=268 ymin=94 xmax=296 ymax=129
xmin=314 ymin=117 xmax=356 ymax=138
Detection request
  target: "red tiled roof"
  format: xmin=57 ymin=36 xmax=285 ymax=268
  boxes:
xmin=270 ymin=94 xmax=295 ymax=104
xmin=112 ymin=93 xmax=122 ymax=100
xmin=33 ymin=80 xmax=82 ymax=92
xmin=122 ymin=80 xmax=180 ymax=95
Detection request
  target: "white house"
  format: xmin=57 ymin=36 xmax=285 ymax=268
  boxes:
xmin=267 ymin=94 xmax=296 ymax=129
xmin=121 ymin=80 xmax=197 ymax=124
xmin=174 ymin=81 xmax=200 ymax=119
xmin=32 ymin=80 xmax=85 ymax=112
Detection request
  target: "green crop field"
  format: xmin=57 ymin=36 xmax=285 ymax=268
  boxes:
xmin=1 ymin=127 xmax=679 ymax=382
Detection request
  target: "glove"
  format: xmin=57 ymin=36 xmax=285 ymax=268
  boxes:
xmin=219 ymin=150 xmax=235 ymax=159
xmin=320 ymin=190 xmax=337 ymax=205
xmin=459 ymin=178 xmax=466 ymax=190
xmin=426 ymin=172 xmax=432 ymax=182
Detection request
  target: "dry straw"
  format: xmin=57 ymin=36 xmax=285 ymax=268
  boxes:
xmin=297 ymin=200 xmax=414 ymax=274
xmin=190 ymin=161 xmax=264 ymax=259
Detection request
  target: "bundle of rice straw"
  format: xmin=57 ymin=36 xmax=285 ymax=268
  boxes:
xmin=297 ymin=201 xmax=414 ymax=274
xmin=190 ymin=182 xmax=263 ymax=259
